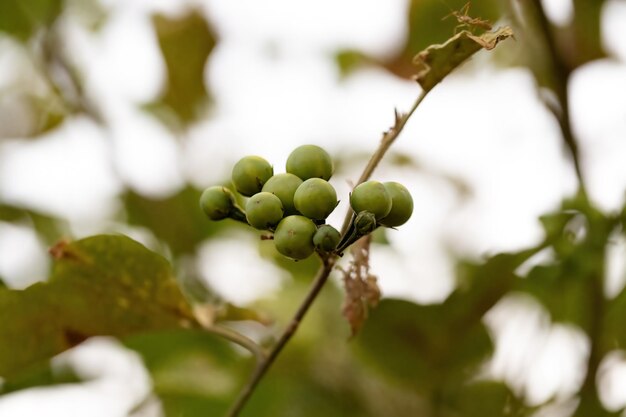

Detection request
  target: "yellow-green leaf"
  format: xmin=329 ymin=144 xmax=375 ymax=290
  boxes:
xmin=0 ymin=235 xmax=195 ymax=378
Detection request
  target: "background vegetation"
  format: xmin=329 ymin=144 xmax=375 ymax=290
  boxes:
xmin=1 ymin=0 xmax=625 ymax=416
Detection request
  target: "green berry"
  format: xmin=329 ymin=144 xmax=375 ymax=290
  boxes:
xmin=261 ymin=173 xmax=303 ymax=215
xmin=200 ymin=186 xmax=238 ymax=220
xmin=245 ymin=192 xmax=284 ymax=230
xmin=286 ymin=144 xmax=333 ymax=181
xmin=380 ymin=182 xmax=413 ymax=227
xmin=274 ymin=215 xmax=317 ymax=260
xmin=355 ymin=211 xmax=377 ymax=235
xmin=350 ymin=180 xmax=392 ymax=220
xmin=293 ymin=178 xmax=338 ymax=220
xmin=313 ymin=225 xmax=340 ymax=252
xmin=232 ymin=156 xmax=273 ymax=197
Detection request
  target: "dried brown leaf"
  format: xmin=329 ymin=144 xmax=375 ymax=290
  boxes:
xmin=412 ymin=26 xmax=514 ymax=92
xmin=339 ymin=235 xmax=381 ymax=337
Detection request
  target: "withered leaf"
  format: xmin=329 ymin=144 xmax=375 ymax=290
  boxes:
xmin=413 ymin=26 xmax=514 ymax=92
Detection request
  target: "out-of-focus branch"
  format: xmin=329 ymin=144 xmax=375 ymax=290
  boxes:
xmin=526 ymin=0 xmax=587 ymax=194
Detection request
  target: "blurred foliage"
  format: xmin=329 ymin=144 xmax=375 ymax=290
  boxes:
xmin=0 ymin=360 xmax=81 ymax=395
xmin=386 ymin=0 xmax=501 ymax=79
xmin=1 ymin=0 xmax=625 ymax=416
xmin=148 ymin=10 xmax=217 ymax=128
xmin=125 ymin=329 xmax=253 ymax=417
xmin=0 ymin=203 xmax=68 ymax=244
xmin=123 ymin=186 xmax=227 ymax=256
xmin=0 ymin=0 xmax=62 ymax=41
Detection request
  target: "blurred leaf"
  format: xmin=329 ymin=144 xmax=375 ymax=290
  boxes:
xmin=0 ymin=235 xmax=195 ymax=378
xmin=125 ymin=329 xmax=252 ymax=417
xmin=604 ymin=283 xmax=626 ymax=350
xmin=244 ymin=372 xmax=367 ymax=417
xmin=355 ymin=298 xmax=492 ymax=391
xmin=569 ymin=0 xmax=605 ymax=65
xmin=215 ymin=303 xmax=273 ymax=325
xmin=0 ymin=0 xmax=63 ymax=41
xmin=334 ymin=50 xmax=370 ymax=78
xmin=413 ymin=26 xmax=514 ymax=92
xmin=0 ymin=360 xmax=81 ymax=395
xmin=440 ymin=380 xmax=528 ymax=417
xmin=151 ymin=10 xmax=217 ymax=127
xmin=355 ymin=248 xmax=539 ymax=392
xmin=521 ymin=264 xmax=590 ymax=328
xmin=0 ymin=203 xmax=68 ymax=243
xmin=518 ymin=196 xmax=616 ymax=332
xmin=123 ymin=186 xmax=227 ymax=256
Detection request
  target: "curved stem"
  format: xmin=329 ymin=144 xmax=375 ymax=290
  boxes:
xmin=224 ymin=256 xmax=337 ymax=417
xmin=202 ymin=324 xmax=267 ymax=363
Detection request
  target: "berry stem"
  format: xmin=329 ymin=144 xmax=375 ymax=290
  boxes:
xmin=229 ymin=205 xmax=248 ymax=224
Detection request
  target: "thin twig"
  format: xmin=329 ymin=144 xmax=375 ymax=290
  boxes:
xmin=224 ymin=256 xmax=336 ymax=417
xmin=225 ymin=89 xmax=429 ymax=417
xmin=340 ymin=89 xmax=429 ymax=235
xmin=528 ymin=0 xmax=586 ymax=194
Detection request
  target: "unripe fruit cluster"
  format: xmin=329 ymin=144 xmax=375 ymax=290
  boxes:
xmin=200 ymin=144 xmax=413 ymax=261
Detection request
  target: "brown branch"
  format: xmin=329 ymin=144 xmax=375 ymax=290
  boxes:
xmin=528 ymin=0 xmax=586 ymax=194
xmin=224 ymin=256 xmax=336 ymax=417
xmin=340 ymin=90 xmax=429 ymax=235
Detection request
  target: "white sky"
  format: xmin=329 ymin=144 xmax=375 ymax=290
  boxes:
xmin=1 ymin=0 xmax=626 ymax=415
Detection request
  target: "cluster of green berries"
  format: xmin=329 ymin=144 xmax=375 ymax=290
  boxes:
xmin=200 ymin=144 xmax=413 ymax=261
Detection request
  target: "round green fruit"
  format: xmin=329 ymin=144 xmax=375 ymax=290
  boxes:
xmin=274 ymin=215 xmax=317 ymax=260
xmin=232 ymin=156 xmax=273 ymax=197
xmin=355 ymin=211 xmax=377 ymax=235
xmin=200 ymin=186 xmax=238 ymax=220
xmin=293 ymin=178 xmax=338 ymax=220
xmin=261 ymin=173 xmax=303 ymax=215
xmin=245 ymin=192 xmax=284 ymax=230
xmin=350 ymin=180 xmax=392 ymax=220
xmin=313 ymin=224 xmax=340 ymax=252
xmin=286 ymin=144 xmax=333 ymax=181
xmin=380 ymin=182 xmax=413 ymax=227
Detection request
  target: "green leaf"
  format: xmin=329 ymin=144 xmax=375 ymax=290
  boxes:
xmin=150 ymin=10 xmax=217 ymax=127
xmin=0 ymin=0 xmax=63 ymax=41
xmin=412 ymin=26 xmax=514 ymax=92
xmin=0 ymin=235 xmax=195 ymax=378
